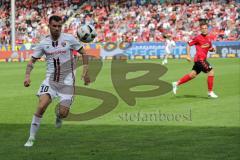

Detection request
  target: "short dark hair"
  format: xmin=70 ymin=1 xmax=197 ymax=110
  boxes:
xmin=49 ymin=15 xmax=62 ymax=24
xmin=199 ymin=19 xmax=208 ymax=27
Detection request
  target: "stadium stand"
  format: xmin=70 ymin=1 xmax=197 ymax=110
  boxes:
xmin=0 ymin=0 xmax=239 ymax=45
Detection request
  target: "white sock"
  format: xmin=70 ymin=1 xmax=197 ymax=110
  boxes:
xmin=29 ymin=115 xmax=42 ymax=139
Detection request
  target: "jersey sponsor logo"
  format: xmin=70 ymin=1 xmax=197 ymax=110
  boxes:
xmin=45 ymin=50 xmax=67 ymax=55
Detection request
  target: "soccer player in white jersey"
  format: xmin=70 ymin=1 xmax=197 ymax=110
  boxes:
xmin=23 ymin=15 xmax=90 ymax=147
xmin=162 ymin=33 xmax=176 ymax=65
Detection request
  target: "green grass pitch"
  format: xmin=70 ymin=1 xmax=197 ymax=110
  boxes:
xmin=0 ymin=58 xmax=239 ymax=160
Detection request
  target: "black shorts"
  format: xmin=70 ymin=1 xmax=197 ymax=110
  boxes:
xmin=192 ymin=60 xmax=213 ymax=74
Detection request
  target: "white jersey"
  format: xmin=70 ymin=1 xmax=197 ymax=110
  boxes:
xmin=165 ymin=39 xmax=176 ymax=54
xmin=32 ymin=33 xmax=83 ymax=85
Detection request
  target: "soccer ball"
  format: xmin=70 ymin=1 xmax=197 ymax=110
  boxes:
xmin=77 ymin=24 xmax=97 ymax=43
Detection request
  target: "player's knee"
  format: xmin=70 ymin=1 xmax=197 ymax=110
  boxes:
xmin=59 ymin=107 xmax=69 ymax=118
xmin=189 ymin=72 xmax=197 ymax=78
xmin=192 ymin=74 xmax=197 ymax=78
xmin=208 ymin=69 xmax=214 ymax=76
xmin=59 ymin=111 xmax=68 ymax=118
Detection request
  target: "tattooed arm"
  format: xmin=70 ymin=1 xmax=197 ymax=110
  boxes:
xmin=24 ymin=57 xmax=38 ymax=87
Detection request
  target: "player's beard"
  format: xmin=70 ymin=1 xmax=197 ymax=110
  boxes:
xmin=51 ymin=31 xmax=61 ymax=40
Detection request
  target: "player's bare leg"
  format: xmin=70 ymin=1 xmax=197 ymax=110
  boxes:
xmin=55 ymin=98 xmax=72 ymax=128
xmin=207 ymin=69 xmax=218 ymax=98
xmin=24 ymin=94 xmax=52 ymax=147
xmin=172 ymin=70 xmax=197 ymax=95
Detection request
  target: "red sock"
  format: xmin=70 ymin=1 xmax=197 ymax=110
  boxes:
xmin=208 ymin=76 xmax=214 ymax=92
xmin=177 ymin=74 xmax=192 ymax=86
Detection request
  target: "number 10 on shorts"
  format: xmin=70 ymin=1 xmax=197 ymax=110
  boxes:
xmin=40 ymin=85 xmax=49 ymax=93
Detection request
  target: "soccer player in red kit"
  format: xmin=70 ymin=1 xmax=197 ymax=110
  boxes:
xmin=172 ymin=22 xmax=218 ymax=98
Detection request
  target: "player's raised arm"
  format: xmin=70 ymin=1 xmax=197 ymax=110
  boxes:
xmin=24 ymin=57 xmax=38 ymax=87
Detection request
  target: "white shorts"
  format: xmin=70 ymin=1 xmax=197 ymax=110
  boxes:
xmin=37 ymin=78 xmax=74 ymax=107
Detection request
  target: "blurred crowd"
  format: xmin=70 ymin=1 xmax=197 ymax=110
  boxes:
xmin=0 ymin=0 xmax=239 ymax=45
xmin=74 ymin=0 xmax=240 ymax=42
xmin=0 ymin=0 xmax=78 ymax=45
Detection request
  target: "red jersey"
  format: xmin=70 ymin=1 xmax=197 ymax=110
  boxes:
xmin=188 ymin=34 xmax=212 ymax=62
